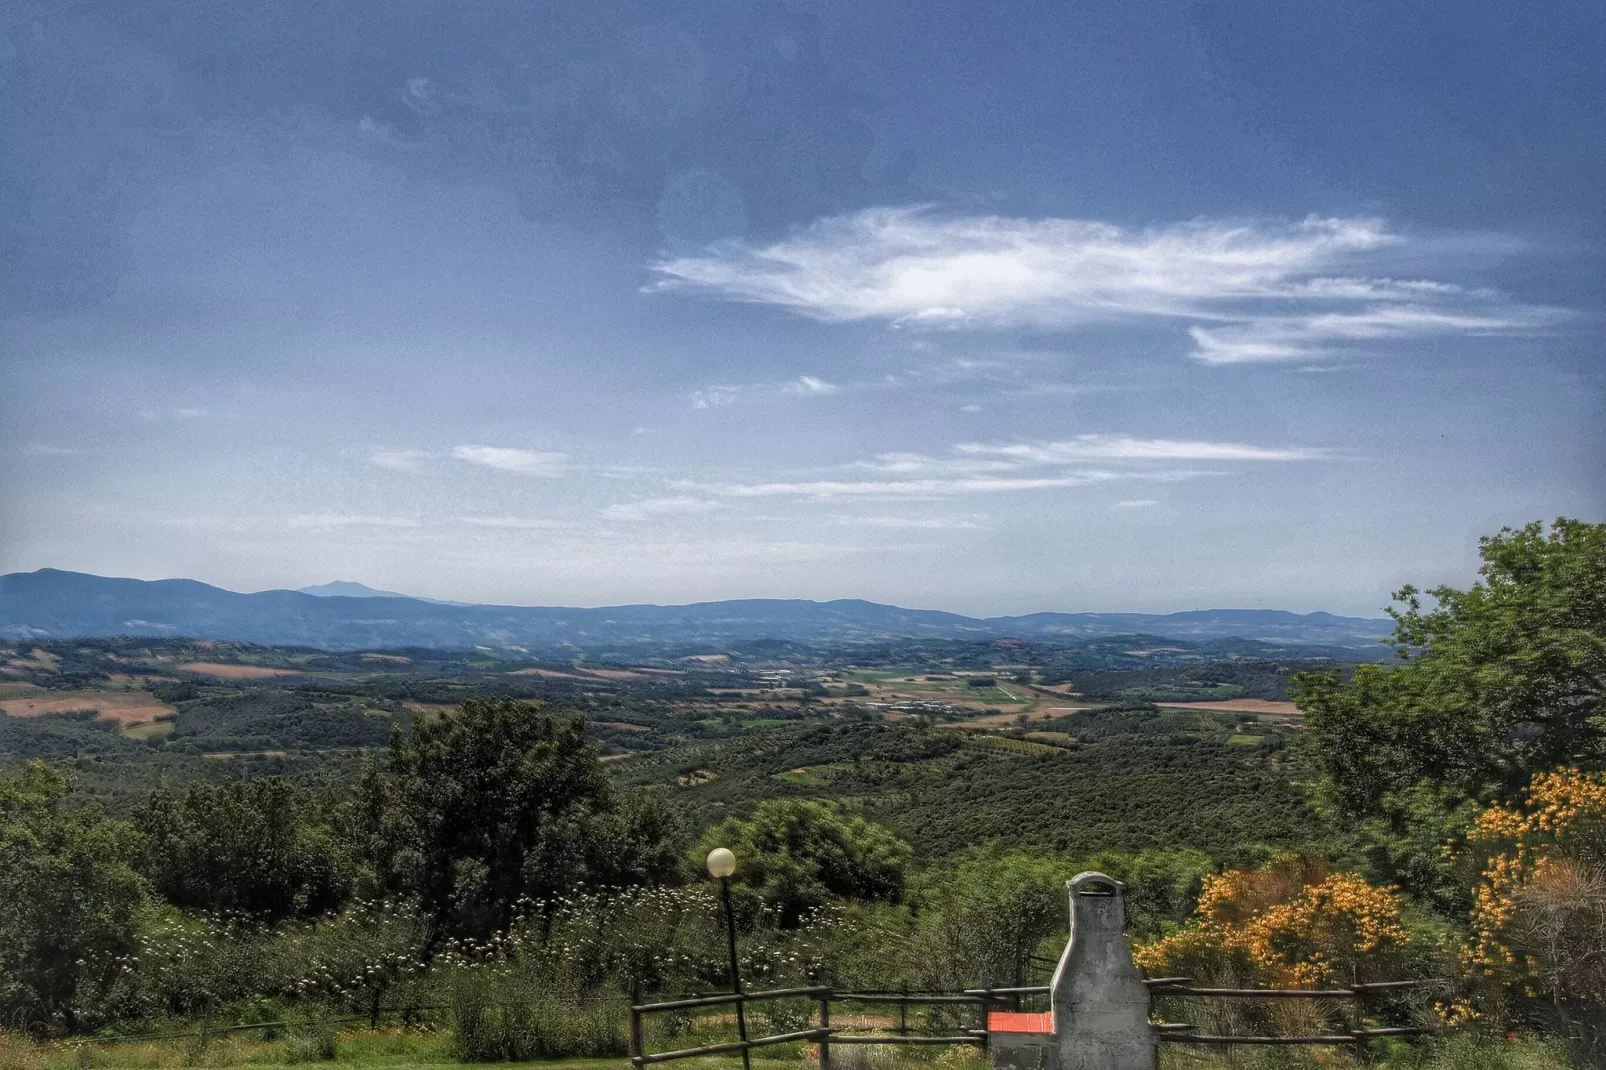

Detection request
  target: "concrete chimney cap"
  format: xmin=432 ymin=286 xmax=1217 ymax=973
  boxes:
xmin=1068 ymin=871 xmax=1124 ymax=895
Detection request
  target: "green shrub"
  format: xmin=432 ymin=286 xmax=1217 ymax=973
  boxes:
xmin=280 ymin=1008 xmax=337 ymax=1063
xmin=447 ymin=968 xmax=627 ymax=1062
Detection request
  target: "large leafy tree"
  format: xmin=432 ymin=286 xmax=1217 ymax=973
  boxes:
xmin=904 ymin=849 xmax=1072 ymax=989
xmin=370 ymin=698 xmax=680 ymax=938
xmin=0 ymin=762 xmax=145 ymax=1033
xmin=1294 ymin=518 xmax=1606 ymax=904
xmin=697 ymin=799 xmax=910 ymax=927
xmin=136 ymin=777 xmax=350 ymax=921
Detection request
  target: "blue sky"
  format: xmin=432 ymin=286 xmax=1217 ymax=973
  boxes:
xmin=2 ymin=0 xmax=1601 ymax=616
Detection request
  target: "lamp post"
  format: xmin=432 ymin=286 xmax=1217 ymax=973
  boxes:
xmin=706 ymin=847 xmax=750 ymax=1070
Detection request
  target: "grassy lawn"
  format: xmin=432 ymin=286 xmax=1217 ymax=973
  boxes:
xmin=2 ymin=1026 xmax=1584 ymax=1070
xmin=1 ymin=1028 xmax=819 ymax=1070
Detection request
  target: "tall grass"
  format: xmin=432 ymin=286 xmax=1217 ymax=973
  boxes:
xmin=1154 ymin=1032 xmax=1587 ymax=1070
xmin=446 ymin=970 xmax=627 ymax=1062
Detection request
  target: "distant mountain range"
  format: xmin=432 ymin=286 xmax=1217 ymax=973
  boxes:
xmin=299 ymin=580 xmax=415 ymax=599
xmin=298 ymin=581 xmax=469 ymax=606
xmin=0 ymin=569 xmax=1393 ymax=652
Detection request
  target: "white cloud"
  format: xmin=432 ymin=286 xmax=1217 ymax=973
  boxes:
xmin=787 ymin=375 xmax=839 ymax=395
xmin=280 ymin=515 xmax=422 ymax=531
xmin=451 ymin=444 xmax=568 ymax=475
xmin=852 ymin=451 xmax=1020 ymax=476
xmin=650 ymin=207 xmax=1560 ymax=362
xmin=1116 ymin=499 xmax=1159 ymax=509
xmin=602 ymin=496 xmax=726 ymax=521
xmin=834 ymin=515 xmax=985 ymax=529
xmin=654 ymin=208 xmax=1399 ymax=323
xmin=1187 ymin=305 xmax=1549 ymax=364
xmin=702 ymin=472 xmax=1128 ymax=499
xmin=955 ymin=435 xmax=1330 ymax=462
xmin=369 ymin=449 xmax=432 ymax=472
xmin=455 ymin=516 xmax=574 ymax=530
xmin=696 ymin=433 xmax=1325 ymax=500
xmin=691 ymin=385 xmax=740 ymax=409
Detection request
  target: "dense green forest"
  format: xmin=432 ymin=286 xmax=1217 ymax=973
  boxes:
xmin=1 ymin=519 xmax=1602 ymax=1070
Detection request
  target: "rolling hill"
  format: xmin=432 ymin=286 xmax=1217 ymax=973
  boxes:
xmin=0 ymin=568 xmax=1393 ymax=652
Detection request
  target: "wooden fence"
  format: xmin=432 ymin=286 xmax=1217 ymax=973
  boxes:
xmin=1146 ymin=977 xmax=1436 ymax=1055
xmin=629 ymin=977 xmax=1439 ymax=1066
xmin=64 ymin=976 xmax=1438 ymax=1062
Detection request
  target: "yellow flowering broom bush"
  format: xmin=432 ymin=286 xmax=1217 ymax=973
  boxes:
xmin=1135 ymin=856 xmax=1413 ymax=1040
xmin=1136 ymin=855 xmax=1410 ymax=989
xmin=1466 ymin=768 xmax=1606 ymax=1057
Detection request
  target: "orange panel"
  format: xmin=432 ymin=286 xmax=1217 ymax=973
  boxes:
xmin=987 ymin=1011 xmax=1053 ymax=1034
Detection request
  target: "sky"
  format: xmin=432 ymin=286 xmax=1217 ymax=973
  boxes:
xmin=1 ymin=0 xmax=1602 ymax=617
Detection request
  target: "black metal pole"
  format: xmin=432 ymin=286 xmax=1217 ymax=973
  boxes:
xmin=721 ymin=876 xmax=751 ymax=1070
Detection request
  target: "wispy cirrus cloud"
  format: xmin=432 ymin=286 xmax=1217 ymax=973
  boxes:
xmin=702 ymin=471 xmax=1149 ymax=500
xmin=954 ymin=435 xmax=1331 ymax=462
xmin=454 ymin=516 xmax=574 ymax=530
xmin=787 ymin=375 xmax=839 ymax=395
xmin=691 ymin=374 xmax=840 ymax=409
xmin=690 ymin=385 xmax=741 ymax=409
xmin=450 ymin=444 xmax=568 ymax=475
xmin=695 ymin=434 xmax=1326 ymax=500
xmin=369 ymin=449 xmax=432 ymax=472
xmin=1186 ymin=305 xmax=1552 ymax=364
xmin=163 ymin=513 xmax=426 ymax=534
xmin=650 ymin=207 xmax=1561 ymax=363
xmin=833 ymin=514 xmax=986 ymax=529
xmin=280 ymin=514 xmax=423 ymax=531
xmin=601 ymin=496 xmax=725 ymax=522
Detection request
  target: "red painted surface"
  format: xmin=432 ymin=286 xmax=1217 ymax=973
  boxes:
xmin=988 ymin=1011 xmax=1053 ymax=1034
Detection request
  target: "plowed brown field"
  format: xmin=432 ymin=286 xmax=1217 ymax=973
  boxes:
xmin=177 ymin=662 xmax=299 ymax=679
xmin=0 ymin=690 xmax=176 ymax=725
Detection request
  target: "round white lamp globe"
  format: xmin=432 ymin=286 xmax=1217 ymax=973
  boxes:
xmin=706 ymin=847 xmax=737 ymax=879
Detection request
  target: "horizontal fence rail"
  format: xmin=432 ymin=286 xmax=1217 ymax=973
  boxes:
xmin=1160 ymin=1027 xmax=1437 ymax=1046
xmin=631 ymin=985 xmax=839 ymax=1068
xmin=828 ymin=1035 xmax=984 ymax=1046
xmin=824 ymin=990 xmax=987 ymax=1054
xmin=631 ymin=985 xmax=831 ymax=1013
xmin=1162 ymin=1033 xmax=1365 ymax=1046
xmin=634 ymin=1027 xmax=832 ymax=1065
xmin=1156 ymin=987 xmax=1358 ymax=999
xmin=837 ymin=993 xmax=985 ymax=1005
xmin=1150 ymin=977 xmax=1438 ymax=1050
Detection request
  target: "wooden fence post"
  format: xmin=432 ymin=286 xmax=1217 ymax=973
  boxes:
xmin=629 ymin=978 xmax=645 ymax=1067
xmin=1351 ymin=975 xmax=1369 ymax=1065
xmin=819 ymin=993 xmax=831 ymax=1070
